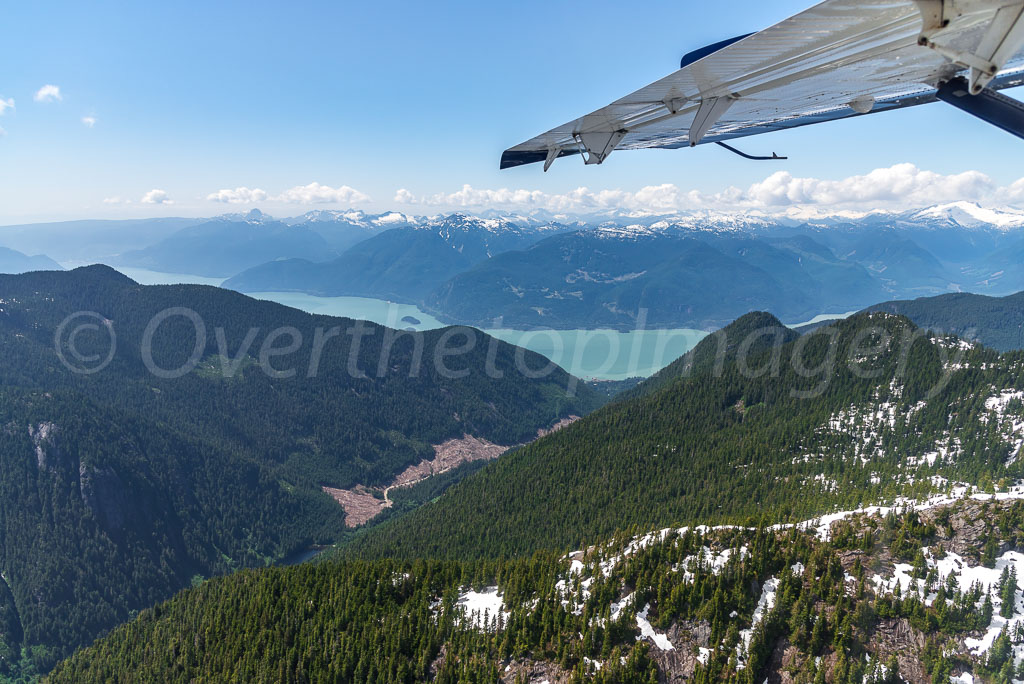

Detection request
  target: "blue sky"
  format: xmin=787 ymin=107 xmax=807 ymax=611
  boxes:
xmin=1 ymin=0 xmax=1023 ymax=223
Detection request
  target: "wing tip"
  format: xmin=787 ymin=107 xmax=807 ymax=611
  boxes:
xmin=500 ymin=148 xmax=577 ymax=170
xmin=500 ymin=149 xmax=545 ymax=170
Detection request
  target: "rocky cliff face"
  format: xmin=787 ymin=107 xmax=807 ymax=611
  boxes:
xmin=29 ymin=421 xmax=131 ymax=534
xmin=29 ymin=422 xmax=63 ymax=471
xmin=78 ymin=463 xmax=130 ymax=533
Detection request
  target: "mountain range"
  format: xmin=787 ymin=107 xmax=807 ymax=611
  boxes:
xmin=4 ymin=203 xmax=1024 ymax=682
xmin=6 ymin=201 xmax=1024 ymax=332
xmin=219 ymin=201 xmax=1024 ymax=330
xmin=224 ymin=213 xmax=575 ymax=301
xmin=0 ymin=248 xmax=62 ymax=274
xmin=0 ymin=217 xmax=199 ymax=263
xmin=114 ymin=210 xmax=337 ymax=277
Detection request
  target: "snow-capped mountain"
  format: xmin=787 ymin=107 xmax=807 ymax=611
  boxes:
xmin=216 ymin=202 xmax=1024 ymax=329
xmin=192 ymin=199 xmax=1024 ymax=236
xmin=902 ymin=201 xmax=1024 ymax=230
xmin=287 ymin=209 xmax=423 ymax=229
xmin=213 ymin=208 xmax=276 ymax=225
xmin=417 ymin=212 xmax=558 ymax=247
xmin=539 ymin=201 xmax=1024 ymax=234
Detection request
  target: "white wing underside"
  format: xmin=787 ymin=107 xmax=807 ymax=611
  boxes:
xmin=501 ymin=0 xmax=1024 ymax=169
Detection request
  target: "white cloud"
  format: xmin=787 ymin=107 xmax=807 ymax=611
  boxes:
xmin=405 ymin=183 xmax=688 ymax=212
xmin=207 ymin=186 xmax=268 ymax=204
xmin=1002 ymin=177 xmax=1024 ymax=203
xmin=103 ymin=197 xmax=131 ymax=205
xmin=402 ymin=164 xmax=1023 ymax=215
xmin=0 ymin=98 xmax=13 ymax=115
xmin=81 ymin=116 xmax=96 ymax=128
xmin=34 ymin=85 xmax=62 ymax=103
xmin=741 ymin=164 xmax=994 ymax=208
xmin=394 ymin=188 xmax=416 ymax=204
xmin=141 ymin=189 xmax=173 ymax=205
xmin=273 ymin=182 xmax=369 ymax=205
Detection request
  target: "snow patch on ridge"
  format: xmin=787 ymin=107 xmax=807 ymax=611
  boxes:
xmin=636 ymin=604 xmax=674 ymax=651
xmin=873 ymin=548 xmax=1024 ymax=663
xmin=791 ymin=483 xmax=1024 ymax=541
xmin=737 ymin=576 xmax=779 ymax=668
xmin=456 ymin=587 xmax=509 ymax=630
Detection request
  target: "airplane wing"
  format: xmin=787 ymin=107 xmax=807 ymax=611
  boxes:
xmin=501 ymin=0 xmax=1024 ymax=170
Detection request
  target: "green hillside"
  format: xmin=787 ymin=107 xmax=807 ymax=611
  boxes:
xmin=0 ymin=266 xmax=599 ymax=675
xmin=50 ymin=497 xmax=1024 ymax=684
xmin=343 ymin=313 xmax=1024 ymax=560
xmin=616 ymin=311 xmax=799 ymax=402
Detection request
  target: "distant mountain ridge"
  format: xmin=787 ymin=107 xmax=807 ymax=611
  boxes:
xmin=115 ymin=210 xmax=336 ymax=277
xmin=0 ymin=217 xmax=198 ymax=262
xmin=223 ymin=213 xmax=577 ymax=302
xmin=0 ymin=247 xmax=62 ymax=274
xmin=424 ymin=229 xmax=886 ymax=330
xmin=218 ymin=202 xmax=1024 ymax=331
xmin=864 ymin=289 xmax=1024 ymax=351
xmin=7 ymin=202 xmax=1024 ymax=330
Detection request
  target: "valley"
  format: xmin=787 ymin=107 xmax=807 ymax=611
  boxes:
xmin=323 ymin=417 xmax=583 ymax=527
xmin=324 ymin=434 xmax=510 ymax=527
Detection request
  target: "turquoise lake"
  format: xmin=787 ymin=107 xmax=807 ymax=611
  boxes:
xmin=233 ymin=291 xmax=708 ymax=380
xmin=102 ymin=266 xmax=851 ymax=380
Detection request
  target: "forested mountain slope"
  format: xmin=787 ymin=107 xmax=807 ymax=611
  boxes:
xmin=0 ymin=266 xmax=598 ymax=676
xmin=865 ymin=291 xmax=1024 ymax=352
xmin=50 ymin=494 xmax=1024 ymax=684
xmin=616 ymin=311 xmax=799 ymax=402
xmin=425 ymin=230 xmax=884 ymax=330
xmin=344 ymin=312 xmax=1024 ymax=561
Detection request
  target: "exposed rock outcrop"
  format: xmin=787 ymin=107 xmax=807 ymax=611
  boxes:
xmin=29 ymin=422 xmax=62 ymax=471
xmin=79 ymin=463 xmax=130 ymax=533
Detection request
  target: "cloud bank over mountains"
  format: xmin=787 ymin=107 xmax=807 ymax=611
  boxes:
xmin=393 ymin=164 xmax=1024 ymax=215
xmin=207 ymin=183 xmax=370 ymax=205
xmin=96 ymin=164 xmax=1024 ymax=219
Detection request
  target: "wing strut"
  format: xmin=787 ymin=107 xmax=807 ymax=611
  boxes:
xmin=689 ymin=96 xmax=736 ymax=146
xmin=936 ymin=76 xmax=1024 ymax=140
xmin=918 ymin=1 xmax=1024 ymax=94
